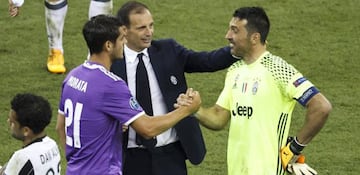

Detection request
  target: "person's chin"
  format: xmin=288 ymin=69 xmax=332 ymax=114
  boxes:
xmin=143 ymin=42 xmax=151 ymax=48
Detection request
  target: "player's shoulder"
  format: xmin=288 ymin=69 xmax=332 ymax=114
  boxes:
xmin=259 ymin=52 xmax=301 ymax=89
xmin=227 ymin=60 xmax=244 ymax=72
xmin=83 ymin=61 xmax=122 ymax=82
xmin=260 ymin=52 xmax=298 ymax=76
xmin=42 ymin=136 xmax=59 ymax=146
xmin=24 ymin=136 xmax=57 ymax=151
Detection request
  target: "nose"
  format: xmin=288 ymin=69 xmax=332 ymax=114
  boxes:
xmin=225 ymin=30 xmax=231 ymax=40
xmin=145 ymin=26 xmax=153 ymax=36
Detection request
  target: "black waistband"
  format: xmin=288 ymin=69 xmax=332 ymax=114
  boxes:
xmin=44 ymin=0 xmax=68 ymax=10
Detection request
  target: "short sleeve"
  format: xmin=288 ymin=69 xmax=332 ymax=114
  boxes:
xmin=286 ymin=73 xmax=319 ymax=106
xmin=102 ymin=80 xmax=144 ymax=125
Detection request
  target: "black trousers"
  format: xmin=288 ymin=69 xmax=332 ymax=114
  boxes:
xmin=123 ymin=142 xmax=187 ymax=175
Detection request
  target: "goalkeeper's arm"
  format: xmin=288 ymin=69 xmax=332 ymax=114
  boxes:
xmin=296 ymin=93 xmax=331 ymax=144
xmin=281 ymin=93 xmax=331 ymax=172
xmin=194 ymin=105 xmax=231 ymax=131
xmin=174 ymin=89 xmax=231 ymax=131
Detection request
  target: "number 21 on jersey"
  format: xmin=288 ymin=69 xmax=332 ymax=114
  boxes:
xmin=64 ymin=99 xmax=83 ymax=148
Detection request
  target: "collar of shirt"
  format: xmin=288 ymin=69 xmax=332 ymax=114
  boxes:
xmin=124 ymin=45 xmax=149 ymax=63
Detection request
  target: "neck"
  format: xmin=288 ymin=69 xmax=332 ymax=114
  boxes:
xmin=89 ymin=53 xmax=111 ymax=70
xmin=23 ymin=131 xmax=46 ymax=146
xmin=243 ymin=45 xmax=267 ymax=64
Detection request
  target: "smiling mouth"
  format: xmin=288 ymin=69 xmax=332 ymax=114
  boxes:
xmin=142 ymin=38 xmax=152 ymax=43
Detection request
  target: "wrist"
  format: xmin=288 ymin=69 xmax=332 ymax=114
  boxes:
xmin=290 ymin=137 xmax=306 ymax=155
xmin=194 ymin=106 xmax=205 ymax=120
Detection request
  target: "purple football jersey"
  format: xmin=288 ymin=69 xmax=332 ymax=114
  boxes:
xmin=58 ymin=61 xmax=143 ymax=175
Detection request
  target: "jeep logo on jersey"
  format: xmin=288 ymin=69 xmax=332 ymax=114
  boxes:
xmin=231 ymin=103 xmax=253 ymax=119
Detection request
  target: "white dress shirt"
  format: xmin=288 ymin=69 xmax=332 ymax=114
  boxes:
xmin=124 ymin=45 xmax=178 ymax=148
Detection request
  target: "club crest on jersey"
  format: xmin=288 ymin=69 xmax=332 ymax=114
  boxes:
xmin=252 ymin=77 xmax=261 ymax=95
xmin=293 ymin=77 xmax=307 ymax=87
xmin=252 ymin=81 xmax=259 ymax=95
xmin=170 ymin=75 xmax=178 ymax=85
xmin=129 ymin=97 xmax=142 ymax=111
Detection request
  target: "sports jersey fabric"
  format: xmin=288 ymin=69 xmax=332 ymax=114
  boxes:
xmin=216 ymin=51 xmax=319 ymax=175
xmin=5 ymin=136 xmax=61 ymax=175
xmin=58 ymin=61 xmax=144 ymax=174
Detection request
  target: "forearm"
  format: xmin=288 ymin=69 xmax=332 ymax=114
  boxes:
xmin=55 ymin=114 xmax=66 ymax=150
xmin=136 ymin=107 xmax=194 ymax=138
xmin=56 ymin=128 xmax=66 ymax=150
xmin=296 ymin=93 xmax=332 ymax=144
xmin=195 ymin=106 xmax=230 ymax=130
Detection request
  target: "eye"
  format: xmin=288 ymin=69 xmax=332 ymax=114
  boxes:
xmin=230 ymin=26 xmax=239 ymax=34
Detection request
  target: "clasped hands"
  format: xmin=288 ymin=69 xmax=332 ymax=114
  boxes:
xmin=174 ymin=88 xmax=201 ymax=112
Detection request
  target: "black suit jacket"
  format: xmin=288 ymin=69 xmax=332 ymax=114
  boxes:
xmin=110 ymin=38 xmax=237 ymax=165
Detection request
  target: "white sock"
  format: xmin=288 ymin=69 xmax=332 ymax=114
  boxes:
xmin=88 ymin=0 xmax=113 ymax=19
xmin=45 ymin=0 xmax=68 ymax=53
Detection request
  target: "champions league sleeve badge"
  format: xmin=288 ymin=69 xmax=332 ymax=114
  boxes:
xmin=129 ymin=97 xmax=142 ymax=111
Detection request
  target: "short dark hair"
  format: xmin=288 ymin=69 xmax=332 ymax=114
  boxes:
xmin=83 ymin=14 xmax=124 ymax=54
xmin=117 ymin=1 xmax=149 ymax=27
xmin=10 ymin=93 xmax=52 ymax=134
xmin=233 ymin=7 xmax=270 ymax=44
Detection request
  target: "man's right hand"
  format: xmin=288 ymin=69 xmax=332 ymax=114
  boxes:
xmin=184 ymin=88 xmax=201 ymax=113
xmin=174 ymin=88 xmax=201 ymax=114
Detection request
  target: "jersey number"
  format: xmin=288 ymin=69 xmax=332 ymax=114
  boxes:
xmin=45 ymin=161 xmax=61 ymax=175
xmin=64 ymin=99 xmax=83 ymax=148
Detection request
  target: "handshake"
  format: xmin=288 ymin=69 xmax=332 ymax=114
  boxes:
xmin=174 ymin=88 xmax=201 ymax=111
xmin=280 ymin=137 xmax=318 ymax=175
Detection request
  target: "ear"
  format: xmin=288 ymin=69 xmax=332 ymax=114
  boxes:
xmin=104 ymin=40 xmax=113 ymax=52
xmin=251 ymin=32 xmax=261 ymax=44
xmin=22 ymin=126 xmax=32 ymax=137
